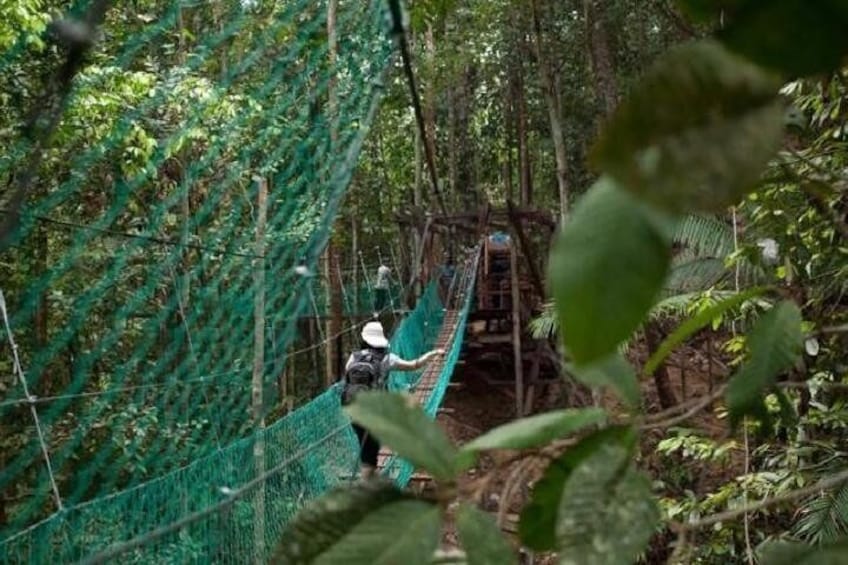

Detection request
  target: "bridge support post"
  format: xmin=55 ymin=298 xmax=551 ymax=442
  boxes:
xmin=510 ymin=241 xmax=524 ymax=417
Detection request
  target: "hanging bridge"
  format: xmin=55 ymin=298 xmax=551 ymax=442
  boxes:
xmin=0 ymin=251 xmax=479 ymax=564
xmin=0 ymin=1 xmax=492 ymax=562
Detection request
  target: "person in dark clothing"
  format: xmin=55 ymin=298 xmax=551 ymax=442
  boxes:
xmin=342 ymin=321 xmax=443 ymax=479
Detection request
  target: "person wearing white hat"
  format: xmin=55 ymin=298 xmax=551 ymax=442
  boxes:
xmin=341 ymin=320 xmax=445 ymax=479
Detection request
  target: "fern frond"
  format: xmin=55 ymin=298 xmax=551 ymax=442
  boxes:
xmin=792 ymin=481 xmax=848 ymax=544
xmin=665 ymin=257 xmax=729 ymax=295
xmin=529 ymin=302 xmax=558 ymax=339
xmin=674 ymin=215 xmax=735 ymax=258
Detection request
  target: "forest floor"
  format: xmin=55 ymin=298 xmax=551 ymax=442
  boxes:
xmin=430 ymin=333 xmax=738 ymax=563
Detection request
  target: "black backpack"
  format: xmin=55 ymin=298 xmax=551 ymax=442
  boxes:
xmin=341 ymin=349 xmax=386 ymax=405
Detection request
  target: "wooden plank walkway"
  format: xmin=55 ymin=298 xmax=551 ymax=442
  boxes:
xmin=377 ymin=309 xmax=460 ymax=475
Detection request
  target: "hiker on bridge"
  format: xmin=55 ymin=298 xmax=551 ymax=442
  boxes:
xmin=341 ymin=321 xmax=444 ymax=480
xmin=373 ymin=263 xmax=391 ymax=314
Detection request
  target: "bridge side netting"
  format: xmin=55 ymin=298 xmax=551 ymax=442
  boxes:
xmin=0 ymin=0 xmax=393 ymax=561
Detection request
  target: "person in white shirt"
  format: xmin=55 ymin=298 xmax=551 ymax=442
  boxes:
xmin=341 ymin=321 xmax=444 ymax=479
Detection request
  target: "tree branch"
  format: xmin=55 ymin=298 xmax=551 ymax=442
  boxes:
xmin=642 ymin=386 xmax=727 ymax=430
xmin=673 ymin=468 xmax=848 ymax=531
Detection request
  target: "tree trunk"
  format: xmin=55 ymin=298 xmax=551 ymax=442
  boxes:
xmin=423 ymin=23 xmax=439 ymax=208
xmin=456 ymin=65 xmax=477 ymax=209
xmin=351 ymin=214 xmax=359 ymax=314
xmin=34 ymin=220 xmax=48 ymax=354
xmin=645 ymin=322 xmax=678 ymax=410
xmin=325 ymin=0 xmax=343 ymax=388
xmin=503 ymin=80 xmax=514 ymax=202
xmin=251 ymin=177 xmax=268 ymax=564
xmin=530 ymin=0 xmax=570 ymax=223
xmin=584 ymin=0 xmax=618 ymax=117
xmin=515 ymin=61 xmax=532 ymax=207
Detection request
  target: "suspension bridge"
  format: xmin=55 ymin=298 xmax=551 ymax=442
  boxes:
xmin=0 ymin=248 xmax=478 ymax=564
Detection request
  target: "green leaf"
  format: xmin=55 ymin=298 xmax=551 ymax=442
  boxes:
xmin=456 ymin=504 xmax=517 ymax=565
xmin=345 ymin=391 xmax=458 ymax=482
xmin=719 ymin=0 xmax=848 ymax=76
xmin=556 ymin=445 xmax=660 ymax=565
xmin=549 ymin=178 xmax=673 ymax=365
xmin=644 ymin=286 xmax=769 ymax=376
xmin=726 ymin=301 xmax=803 ymax=424
xmin=461 ymin=408 xmax=606 ymax=454
xmin=759 ymin=539 xmax=848 ymax=565
xmin=567 ymin=353 xmax=641 ymax=409
xmin=592 ymin=40 xmax=783 ymax=213
xmin=272 ymin=480 xmax=411 ymax=563
xmin=313 ymin=500 xmax=442 ymax=565
xmin=519 ymin=426 xmax=637 ymax=551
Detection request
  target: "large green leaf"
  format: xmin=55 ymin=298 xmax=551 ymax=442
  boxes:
xmin=556 ymin=445 xmax=660 ymax=565
xmin=314 ymin=500 xmax=442 ymax=565
xmin=461 ymin=408 xmax=606 ymax=454
xmin=272 ymin=480 xmax=412 ymax=564
xmin=567 ymin=353 xmax=641 ymax=409
xmin=759 ymin=539 xmax=848 ymax=565
xmin=720 ymin=0 xmax=848 ymax=76
xmin=519 ymin=427 xmax=637 ymax=551
xmin=726 ymin=300 xmax=803 ymax=424
xmin=644 ymin=286 xmax=768 ymax=376
xmin=549 ymin=178 xmax=673 ymax=365
xmin=592 ymin=40 xmax=783 ymax=213
xmin=456 ymin=504 xmax=517 ymax=565
xmin=345 ymin=392 xmax=458 ymax=482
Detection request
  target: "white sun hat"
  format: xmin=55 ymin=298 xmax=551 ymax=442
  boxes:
xmin=361 ymin=321 xmax=389 ymax=348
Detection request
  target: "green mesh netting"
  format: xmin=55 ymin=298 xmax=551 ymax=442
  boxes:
xmin=0 ymin=0 xmax=479 ymax=561
xmin=0 ymin=267 xmax=477 ymax=563
xmin=0 ymin=0 xmax=407 ymax=561
xmin=381 ymin=250 xmax=480 ymax=486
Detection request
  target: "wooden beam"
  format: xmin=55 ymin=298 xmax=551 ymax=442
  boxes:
xmin=510 ymin=242 xmax=524 ymax=417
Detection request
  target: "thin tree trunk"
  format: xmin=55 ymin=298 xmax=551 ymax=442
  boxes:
xmin=251 ymin=177 xmax=268 ymax=564
xmin=511 ymin=243 xmax=524 ymax=416
xmin=325 ymin=245 xmax=343 ymax=385
xmin=515 ymin=63 xmax=532 ymax=206
xmin=448 ymin=83 xmax=458 ymax=204
xmin=413 ymin=114 xmax=423 ymax=301
xmin=423 ymin=23 xmax=439 ymax=209
xmin=213 ymin=0 xmax=227 ymax=80
xmin=325 ymin=0 xmax=342 ymax=388
xmin=531 ymin=0 xmax=570 ymax=224
xmin=457 ymin=65 xmax=477 ymax=209
xmin=645 ymin=322 xmax=678 ymax=410
xmin=351 ymin=214 xmax=358 ymax=314
xmin=503 ymin=80 xmax=514 ymax=202
xmin=584 ymin=0 xmax=618 ymax=117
